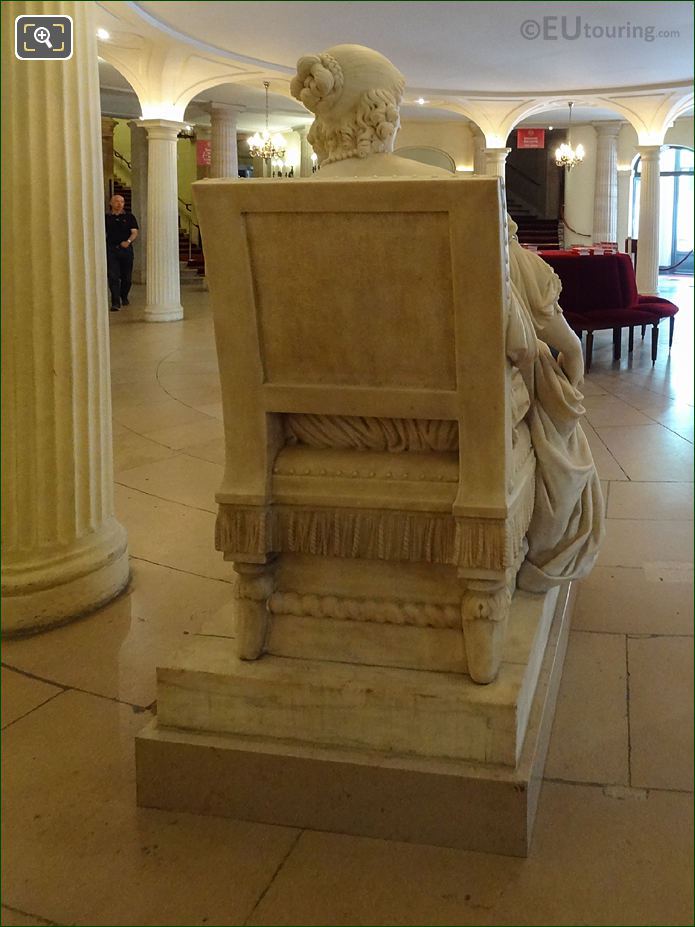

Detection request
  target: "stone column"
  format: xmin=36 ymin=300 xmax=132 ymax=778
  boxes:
xmin=128 ymin=120 xmax=148 ymax=284
xmin=484 ymin=147 xmax=511 ymax=179
xmin=617 ymin=166 xmax=633 ymax=254
xmin=592 ymin=122 xmax=621 ymax=243
xmin=141 ymin=119 xmax=185 ymax=321
xmin=210 ymin=103 xmax=244 ymax=178
xmin=294 ymin=125 xmax=313 ymax=177
xmin=635 ymin=145 xmax=662 ymax=295
xmin=472 ymin=126 xmax=486 ymax=175
xmin=1 ymin=0 xmax=129 ymax=635
xmin=101 ymin=116 xmax=118 ymax=205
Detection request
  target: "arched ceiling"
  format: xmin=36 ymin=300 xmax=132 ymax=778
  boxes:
xmin=130 ymin=0 xmax=693 ymax=95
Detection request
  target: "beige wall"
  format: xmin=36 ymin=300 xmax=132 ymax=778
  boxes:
xmin=562 ymin=125 xmax=596 ymax=247
xmin=395 ymin=120 xmax=474 ymax=170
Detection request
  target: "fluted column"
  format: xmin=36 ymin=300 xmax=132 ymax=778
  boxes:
xmin=472 ymin=127 xmax=486 ymax=175
xmin=484 ymin=147 xmax=511 ymax=179
xmin=141 ymin=119 xmax=184 ymax=321
xmin=294 ymin=125 xmax=313 ymax=177
xmin=128 ymin=120 xmax=148 ymax=284
xmin=210 ymin=103 xmax=244 ymax=178
xmin=2 ymin=0 xmax=129 ymax=635
xmin=592 ymin=122 xmax=621 ymax=243
xmin=635 ymin=145 xmax=662 ymax=295
xmin=101 ymin=116 xmax=118 ymax=205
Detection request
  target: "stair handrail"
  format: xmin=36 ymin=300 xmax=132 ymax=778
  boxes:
xmin=114 ymin=149 xmax=132 ymax=171
xmin=506 ymin=161 xmax=541 ymax=188
xmin=177 ymin=196 xmax=201 ymax=261
xmin=559 ymin=205 xmax=591 ymax=239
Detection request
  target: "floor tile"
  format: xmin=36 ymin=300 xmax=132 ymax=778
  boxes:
xmin=2 ymin=560 xmax=233 ymax=707
xmin=573 ymin=566 xmax=693 ymax=636
xmin=489 ymin=782 xmax=694 ymax=926
xmin=594 ymin=423 xmax=694 ymax=481
xmin=112 ymin=398 xmax=211 ymax=434
xmin=607 ymin=481 xmax=694 ymax=520
xmin=0 ymin=907 xmax=57 ymax=926
xmin=116 ymin=454 xmax=223 ymax=514
xmin=113 ymin=430 xmax=178 ymax=474
xmin=598 ymin=519 xmax=694 ymax=569
xmin=141 ymin=418 xmax=223 ymax=451
xmin=1 ymin=669 xmax=62 ymax=730
xmin=248 ymin=784 xmax=693 ymax=927
xmin=583 ymin=395 xmax=654 ymax=427
xmin=114 ymin=485 xmax=229 ymax=581
xmin=580 ymin=422 xmax=628 ymax=481
xmin=1 ymin=691 xmax=299 ymax=927
xmin=247 ymin=828 xmax=519 ymax=927
xmin=545 ymin=632 xmax=629 ymax=786
xmin=179 ymin=437 xmax=227 ymax=466
xmin=641 ymin=402 xmax=694 ymax=443
xmin=628 ymin=636 xmax=694 ymax=791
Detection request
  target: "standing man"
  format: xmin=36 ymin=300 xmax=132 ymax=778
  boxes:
xmin=105 ymin=194 xmax=139 ymax=311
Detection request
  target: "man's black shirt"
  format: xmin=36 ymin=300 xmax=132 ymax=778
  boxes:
xmin=105 ymin=211 xmax=139 ymax=248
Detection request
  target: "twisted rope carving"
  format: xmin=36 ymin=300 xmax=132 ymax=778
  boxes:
xmin=268 ymin=590 xmax=459 ymax=629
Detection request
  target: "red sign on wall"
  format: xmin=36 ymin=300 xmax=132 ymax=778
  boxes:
xmin=517 ymin=128 xmax=546 ymax=149
xmin=196 ymin=140 xmax=212 ymax=166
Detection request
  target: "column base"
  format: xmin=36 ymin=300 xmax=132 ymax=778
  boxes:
xmin=2 ymin=519 xmax=129 ymax=636
xmin=144 ymin=304 xmax=184 ymax=323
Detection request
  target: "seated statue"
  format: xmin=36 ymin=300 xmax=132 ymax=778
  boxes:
xmin=291 ymin=43 xmax=604 ymax=595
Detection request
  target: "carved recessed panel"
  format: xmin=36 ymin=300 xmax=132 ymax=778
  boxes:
xmin=245 ymin=211 xmax=456 ymax=390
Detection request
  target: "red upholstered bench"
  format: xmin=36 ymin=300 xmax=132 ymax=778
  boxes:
xmin=540 ymin=252 xmax=678 ymax=370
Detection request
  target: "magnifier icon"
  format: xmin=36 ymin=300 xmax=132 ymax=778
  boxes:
xmin=33 ymin=26 xmax=53 ymax=49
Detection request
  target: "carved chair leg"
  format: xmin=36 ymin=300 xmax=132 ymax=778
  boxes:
xmin=612 ymin=327 xmax=622 ymax=361
xmin=651 ymin=324 xmax=659 ymax=365
xmin=585 ymin=331 xmax=594 ymax=371
xmin=461 ymin=579 xmax=511 ymax=684
xmin=233 ymin=559 xmax=276 ymax=660
xmin=669 ymin=316 xmax=675 ymax=349
xmin=641 ymin=323 xmax=646 ymax=340
xmin=628 ymin=326 xmax=635 ymax=353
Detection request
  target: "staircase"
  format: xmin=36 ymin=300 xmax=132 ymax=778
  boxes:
xmin=506 ymin=191 xmax=562 ymax=251
xmin=179 ymin=226 xmax=206 ymax=282
xmin=112 ymin=179 xmax=206 ymax=280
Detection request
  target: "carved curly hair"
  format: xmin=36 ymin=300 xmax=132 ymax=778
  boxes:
xmin=291 ymin=50 xmax=405 ymax=164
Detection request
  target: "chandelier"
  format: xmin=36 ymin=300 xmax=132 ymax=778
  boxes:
xmin=555 ymin=102 xmax=585 ymax=170
xmin=247 ymin=81 xmax=287 ymax=161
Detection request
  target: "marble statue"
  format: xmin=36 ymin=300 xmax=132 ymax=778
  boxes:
xmin=291 ymin=43 xmax=604 ymax=595
xmin=136 ymin=44 xmax=606 ymax=855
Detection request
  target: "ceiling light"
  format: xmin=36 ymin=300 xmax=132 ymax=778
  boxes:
xmin=548 ymin=125 xmax=554 ymax=130
xmin=248 ymin=81 xmax=287 ymax=162
xmin=96 ymin=28 xmax=110 ymax=40
xmin=555 ymin=102 xmax=585 ymax=171
xmin=416 ymin=98 xmax=426 ymax=105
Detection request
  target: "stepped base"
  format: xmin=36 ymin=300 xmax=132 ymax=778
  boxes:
xmin=136 ymin=584 xmax=574 ymax=856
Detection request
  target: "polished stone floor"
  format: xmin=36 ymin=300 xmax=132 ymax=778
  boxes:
xmin=2 ymin=277 xmax=693 ymax=926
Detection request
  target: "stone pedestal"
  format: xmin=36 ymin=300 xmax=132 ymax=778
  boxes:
xmin=1 ymin=0 xmax=129 ymax=635
xmin=128 ymin=120 xmax=148 ymax=285
xmin=592 ymin=122 xmax=621 ymax=243
xmin=141 ymin=119 xmax=184 ymax=321
xmin=484 ymin=146 xmax=511 ymax=179
xmin=137 ymin=584 xmax=574 ymax=856
xmin=210 ymin=103 xmax=244 ymax=179
xmin=635 ymin=145 xmax=662 ymax=295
